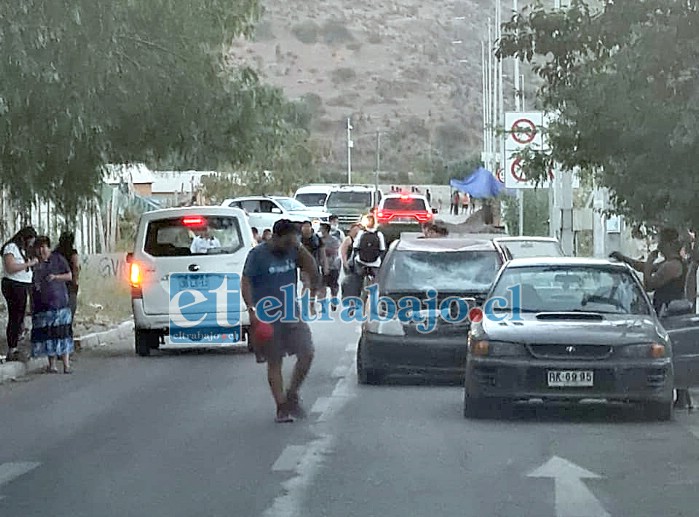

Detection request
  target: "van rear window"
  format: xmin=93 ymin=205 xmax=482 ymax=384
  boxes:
xmin=144 ymin=216 xmax=244 ymax=257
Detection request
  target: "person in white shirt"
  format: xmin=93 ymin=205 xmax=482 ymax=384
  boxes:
xmin=190 ymin=230 xmax=221 ymax=254
xmin=352 ymin=215 xmax=387 ymax=276
xmin=2 ymin=226 xmax=38 ymax=361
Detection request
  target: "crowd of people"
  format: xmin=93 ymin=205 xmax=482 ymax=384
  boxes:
xmin=2 ymin=226 xmax=79 ymax=373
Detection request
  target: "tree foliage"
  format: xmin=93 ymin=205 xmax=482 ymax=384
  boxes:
xmin=0 ymin=0 xmax=314 ymax=219
xmin=498 ymin=0 xmax=699 ymax=229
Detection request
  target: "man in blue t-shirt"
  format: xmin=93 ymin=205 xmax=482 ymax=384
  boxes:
xmin=242 ymin=219 xmax=320 ymax=423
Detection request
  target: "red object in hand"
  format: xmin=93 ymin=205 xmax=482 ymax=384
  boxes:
xmin=253 ymin=321 xmax=274 ymax=344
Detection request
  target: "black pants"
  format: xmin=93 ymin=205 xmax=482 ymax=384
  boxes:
xmin=2 ymin=278 xmax=30 ymax=350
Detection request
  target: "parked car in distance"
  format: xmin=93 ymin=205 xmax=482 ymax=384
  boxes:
xmin=356 ymin=234 xmax=510 ymax=384
xmin=294 ymin=184 xmax=339 ymax=210
xmin=376 ymin=193 xmax=437 ymax=245
xmin=127 ymin=206 xmax=253 ymax=357
xmin=221 ymin=195 xmax=329 ymax=232
xmin=493 ymin=236 xmax=565 ymax=258
xmin=325 ymin=185 xmax=383 ymax=230
xmin=464 ymin=257 xmax=699 ymax=420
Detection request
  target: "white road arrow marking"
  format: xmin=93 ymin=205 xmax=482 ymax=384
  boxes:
xmin=527 ymin=456 xmax=610 ymax=517
xmin=0 ymin=462 xmax=40 ymax=497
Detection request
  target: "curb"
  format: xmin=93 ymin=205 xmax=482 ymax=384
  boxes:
xmin=74 ymin=320 xmax=134 ymax=350
xmin=0 ymin=320 xmax=134 ymax=385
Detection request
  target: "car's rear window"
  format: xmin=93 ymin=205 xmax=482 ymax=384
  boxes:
xmin=296 ymin=193 xmax=328 ymax=207
xmin=503 ymin=240 xmax=564 ymax=258
xmin=382 ymin=250 xmax=501 ymax=293
xmin=382 ymin=198 xmax=427 ymax=211
xmin=144 ymin=216 xmax=244 ymax=257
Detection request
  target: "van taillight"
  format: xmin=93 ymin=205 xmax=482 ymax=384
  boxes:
xmin=129 ymin=263 xmax=143 ymax=298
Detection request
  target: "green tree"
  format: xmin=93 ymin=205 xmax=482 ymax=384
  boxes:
xmin=0 ymin=1 xmax=314 ymax=221
xmin=498 ymin=0 xmax=699 ymax=229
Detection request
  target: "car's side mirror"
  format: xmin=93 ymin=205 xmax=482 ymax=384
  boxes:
xmin=432 ymin=208 xmax=438 ymax=214
xmin=663 ymin=299 xmax=694 ymax=317
xmin=271 ymin=207 xmax=282 ymax=214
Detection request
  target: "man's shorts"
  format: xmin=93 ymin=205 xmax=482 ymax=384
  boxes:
xmin=324 ymin=269 xmax=340 ymax=290
xmin=264 ymin=320 xmax=314 ymax=364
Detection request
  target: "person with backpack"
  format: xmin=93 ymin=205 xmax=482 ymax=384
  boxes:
xmin=352 ymin=214 xmax=386 ymax=285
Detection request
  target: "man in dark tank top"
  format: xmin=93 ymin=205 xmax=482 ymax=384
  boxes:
xmin=611 ymin=228 xmax=692 ymax=408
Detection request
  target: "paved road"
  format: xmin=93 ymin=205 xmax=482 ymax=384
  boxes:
xmin=2 ymin=320 xmax=699 ymax=516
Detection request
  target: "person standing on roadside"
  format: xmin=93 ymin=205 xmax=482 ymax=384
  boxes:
xmin=611 ymin=227 xmax=692 ymax=409
xmin=241 ymin=219 xmax=319 ymax=423
xmin=30 ymin=236 xmax=74 ymax=374
xmin=1 ymin=226 xmax=38 ymax=362
xmin=54 ymin=232 xmax=80 ymax=323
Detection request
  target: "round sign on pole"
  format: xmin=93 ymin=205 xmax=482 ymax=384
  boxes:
xmin=511 ymin=158 xmax=527 ymax=182
xmin=511 ymin=118 xmax=537 ymax=145
xmin=496 ymin=168 xmax=504 ymax=183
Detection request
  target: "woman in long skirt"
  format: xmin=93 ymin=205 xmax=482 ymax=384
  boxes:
xmin=30 ymin=236 xmax=74 ymax=374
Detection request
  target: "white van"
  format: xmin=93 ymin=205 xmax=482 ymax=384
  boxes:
xmin=126 ymin=206 xmax=253 ymax=356
xmin=294 ymin=184 xmax=338 ymax=210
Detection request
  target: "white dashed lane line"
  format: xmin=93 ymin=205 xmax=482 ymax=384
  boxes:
xmin=332 ymin=365 xmax=349 ymax=378
xmin=310 ymin=397 xmax=331 ymax=414
xmin=264 ymin=339 xmax=358 ymax=517
xmin=272 ymin=446 xmax=308 ymax=472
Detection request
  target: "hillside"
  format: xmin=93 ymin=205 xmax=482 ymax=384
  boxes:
xmin=229 ymin=0 xmax=513 ymax=177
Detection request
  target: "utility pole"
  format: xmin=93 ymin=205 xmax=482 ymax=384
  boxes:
xmin=511 ymin=0 xmax=525 ymax=235
xmin=346 ymin=117 xmax=353 ymax=184
xmin=375 ymin=131 xmax=380 ymax=191
xmin=551 ymin=0 xmax=574 ymax=254
xmin=513 ymin=0 xmax=521 ymax=112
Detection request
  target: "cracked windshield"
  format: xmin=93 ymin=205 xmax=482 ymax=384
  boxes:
xmin=2 ymin=0 xmax=699 ymax=516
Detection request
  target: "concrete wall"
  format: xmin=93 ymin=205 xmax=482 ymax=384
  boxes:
xmin=79 ymin=253 xmax=129 ymax=281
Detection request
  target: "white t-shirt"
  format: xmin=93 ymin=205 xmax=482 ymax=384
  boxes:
xmin=190 ymin=235 xmax=221 ymax=254
xmin=2 ymin=242 xmax=32 ymax=284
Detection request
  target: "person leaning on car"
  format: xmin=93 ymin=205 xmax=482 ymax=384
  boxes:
xmin=610 ymin=227 xmax=693 ymax=409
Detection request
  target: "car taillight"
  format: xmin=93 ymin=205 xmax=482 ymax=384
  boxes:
xmin=129 ymin=262 xmax=143 ymax=298
xmin=415 ymin=212 xmax=433 ymax=222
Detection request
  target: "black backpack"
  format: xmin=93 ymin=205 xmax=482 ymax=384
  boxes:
xmin=358 ymin=231 xmax=381 ymax=263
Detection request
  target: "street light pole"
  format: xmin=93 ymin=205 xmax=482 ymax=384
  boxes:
xmin=513 ymin=0 xmax=521 ymax=112
xmin=346 ymin=117 xmax=353 ymax=184
xmin=375 ymin=131 xmax=380 ymax=191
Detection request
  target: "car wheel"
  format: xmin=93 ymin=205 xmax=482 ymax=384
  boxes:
xmin=643 ymin=400 xmax=673 ymax=421
xmin=357 ymin=340 xmax=383 ymax=385
xmin=135 ymin=330 xmax=158 ymax=357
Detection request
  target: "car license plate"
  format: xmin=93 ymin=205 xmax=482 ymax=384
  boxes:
xmin=391 ymin=218 xmax=415 ymax=224
xmin=176 ymin=274 xmax=209 ymax=290
xmin=547 ymin=370 xmax=593 ymax=387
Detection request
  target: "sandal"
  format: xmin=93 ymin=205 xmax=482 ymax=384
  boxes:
xmin=63 ymin=367 xmax=73 ymax=374
xmin=46 ymin=366 xmax=59 ymax=374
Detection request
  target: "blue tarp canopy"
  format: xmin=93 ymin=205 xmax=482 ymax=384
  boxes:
xmin=450 ymin=167 xmax=514 ymax=198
